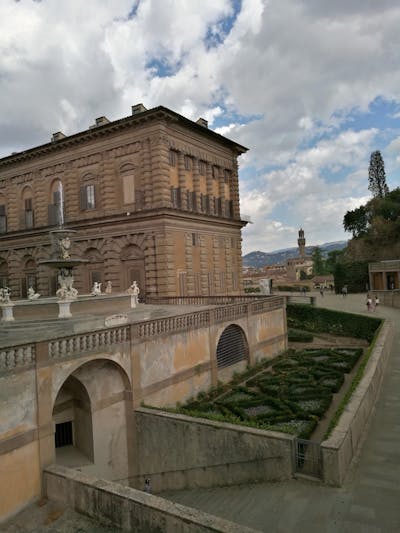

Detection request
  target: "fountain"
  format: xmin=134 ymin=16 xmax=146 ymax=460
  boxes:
xmin=39 ymin=183 xmax=88 ymax=318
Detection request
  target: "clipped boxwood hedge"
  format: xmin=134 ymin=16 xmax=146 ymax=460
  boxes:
xmin=170 ymin=347 xmax=363 ymax=439
xmin=288 ymin=328 xmax=314 ymax=342
xmin=287 ymin=304 xmax=381 ymax=342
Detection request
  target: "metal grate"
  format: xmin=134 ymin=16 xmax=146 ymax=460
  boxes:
xmin=216 ymin=325 xmax=248 ymax=368
xmin=294 ymin=438 xmax=322 ymax=478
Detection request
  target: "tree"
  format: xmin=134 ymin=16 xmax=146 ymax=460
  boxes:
xmin=368 ymin=150 xmax=389 ymax=198
xmin=311 ymin=246 xmax=325 ymax=275
xmin=343 ymin=205 xmax=368 ymax=237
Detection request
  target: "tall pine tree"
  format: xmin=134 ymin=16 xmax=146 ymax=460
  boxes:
xmin=368 ymin=150 xmax=389 ymax=198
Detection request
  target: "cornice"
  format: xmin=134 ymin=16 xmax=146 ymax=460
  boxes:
xmin=0 ymin=106 xmax=248 ymax=170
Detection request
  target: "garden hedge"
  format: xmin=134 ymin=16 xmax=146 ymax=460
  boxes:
xmin=287 ymin=304 xmax=381 ymax=342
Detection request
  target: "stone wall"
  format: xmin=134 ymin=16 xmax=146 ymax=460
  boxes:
xmin=321 ymin=320 xmax=394 ymax=486
xmin=131 ymin=408 xmax=294 ymax=493
xmin=44 ymin=464 xmax=257 ymax=533
xmin=372 ymin=290 xmax=400 ymax=309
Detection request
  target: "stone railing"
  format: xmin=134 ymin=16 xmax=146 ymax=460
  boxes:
xmin=0 ymin=344 xmax=36 ymax=372
xmin=132 ymin=310 xmax=210 ymax=339
xmin=1 ymin=297 xmax=285 ymax=371
xmin=147 ymin=294 xmax=284 ymax=307
xmin=48 ymin=326 xmax=130 ymax=359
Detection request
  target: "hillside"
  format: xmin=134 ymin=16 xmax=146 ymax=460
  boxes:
xmin=243 ymin=241 xmax=347 ymax=268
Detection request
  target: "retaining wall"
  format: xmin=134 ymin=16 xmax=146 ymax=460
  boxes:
xmin=372 ymin=290 xmax=400 ymax=309
xmin=44 ymin=464 xmax=258 ymax=533
xmin=321 ymin=320 xmax=394 ymax=486
xmin=131 ymin=408 xmax=294 ymax=492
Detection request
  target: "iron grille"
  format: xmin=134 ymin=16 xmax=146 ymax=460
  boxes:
xmin=216 ymin=325 xmax=248 ymax=368
xmin=294 ymin=438 xmax=322 ymax=478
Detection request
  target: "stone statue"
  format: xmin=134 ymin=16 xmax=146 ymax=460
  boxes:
xmin=56 ymin=269 xmax=78 ymax=300
xmin=91 ymin=281 xmax=102 ymax=296
xmin=28 ymin=286 xmax=40 ymax=300
xmin=127 ymin=280 xmax=140 ymax=307
xmin=105 ymin=280 xmax=112 ymax=294
xmin=0 ymin=287 xmax=11 ymax=304
xmin=59 ymin=236 xmax=71 ymax=260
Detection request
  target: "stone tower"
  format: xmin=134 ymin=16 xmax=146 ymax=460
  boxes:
xmin=298 ymin=228 xmax=306 ymax=259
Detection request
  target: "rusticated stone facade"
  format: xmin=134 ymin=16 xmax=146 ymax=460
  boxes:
xmin=0 ymin=106 xmax=247 ymax=298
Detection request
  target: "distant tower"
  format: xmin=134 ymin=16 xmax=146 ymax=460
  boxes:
xmin=298 ymin=228 xmax=306 ymax=259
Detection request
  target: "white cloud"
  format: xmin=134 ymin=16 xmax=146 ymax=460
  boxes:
xmin=1 ymin=0 xmax=400 ymax=251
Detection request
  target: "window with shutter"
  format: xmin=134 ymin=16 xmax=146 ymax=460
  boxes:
xmin=0 ymin=205 xmax=7 ymax=233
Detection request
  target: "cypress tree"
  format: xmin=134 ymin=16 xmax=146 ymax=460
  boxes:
xmin=368 ymin=150 xmax=389 ymax=198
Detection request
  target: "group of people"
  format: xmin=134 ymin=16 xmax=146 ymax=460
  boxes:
xmin=366 ymin=294 xmax=379 ymax=312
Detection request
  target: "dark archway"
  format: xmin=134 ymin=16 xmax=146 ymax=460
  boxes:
xmin=216 ymin=324 xmax=249 ymax=368
xmin=52 ymin=358 xmax=132 ymax=481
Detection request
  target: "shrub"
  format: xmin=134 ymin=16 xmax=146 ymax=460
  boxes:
xmin=288 ymin=328 xmax=314 ymax=342
xmin=287 ymin=304 xmax=381 ymax=342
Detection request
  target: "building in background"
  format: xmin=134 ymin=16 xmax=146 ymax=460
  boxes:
xmin=0 ymin=105 xmax=247 ymax=298
xmin=286 ymin=228 xmax=313 ymax=281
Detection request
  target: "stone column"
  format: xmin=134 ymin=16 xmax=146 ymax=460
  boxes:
xmin=199 ymin=235 xmax=209 ymax=295
xmin=231 ymin=158 xmax=241 ymax=219
xmin=150 ymin=127 xmax=171 ymax=208
xmin=63 ymin=164 xmax=78 ymax=222
xmin=177 ymin=152 xmax=188 ymax=210
xmin=35 ymin=172 xmax=48 ymax=227
xmin=192 ymin=158 xmax=201 ymax=212
xmin=185 ymin=233 xmax=194 ymax=295
xmin=142 ymin=139 xmax=153 ymax=209
xmin=144 ymin=234 xmax=157 ymax=297
xmin=206 ymin=163 xmax=214 ymax=215
xmin=101 ymin=156 xmax=118 ymax=212
xmin=155 ymin=231 xmax=175 ymax=296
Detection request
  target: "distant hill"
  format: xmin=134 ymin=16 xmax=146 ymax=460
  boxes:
xmin=243 ymin=241 xmax=347 ymax=269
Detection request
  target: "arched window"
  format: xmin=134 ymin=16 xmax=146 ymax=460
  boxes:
xmin=80 ymin=173 xmax=97 ymax=211
xmin=48 ymin=179 xmax=64 ymax=226
xmin=216 ymin=325 xmax=249 ymax=368
xmin=21 ymin=186 xmax=34 ymax=229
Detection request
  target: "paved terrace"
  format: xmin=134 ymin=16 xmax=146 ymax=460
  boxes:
xmin=163 ymin=292 xmax=400 ymax=532
xmin=0 ymin=293 xmax=284 ymax=349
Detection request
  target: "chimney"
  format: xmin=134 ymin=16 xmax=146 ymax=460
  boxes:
xmin=89 ymin=116 xmax=110 ymax=129
xmin=131 ymin=103 xmax=147 ymax=115
xmin=51 ymin=132 xmax=66 ymax=142
xmin=196 ymin=117 xmax=208 ymax=128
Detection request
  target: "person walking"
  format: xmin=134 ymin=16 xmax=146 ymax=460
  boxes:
xmin=342 ymin=285 xmax=348 ymax=298
xmin=366 ymin=295 xmax=372 ymax=312
xmin=374 ymin=295 xmax=379 ymax=310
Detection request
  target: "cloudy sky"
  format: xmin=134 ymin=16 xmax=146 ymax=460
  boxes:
xmin=2 ymin=0 xmax=400 ymax=254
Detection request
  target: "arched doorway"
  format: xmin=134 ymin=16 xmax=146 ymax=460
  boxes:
xmin=216 ymin=324 xmax=249 ymax=369
xmin=52 ymin=359 xmax=132 ymax=482
xmin=120 ymin=244 xmax=145 ymax=298
xmin=53 ymin=374 xmax=94 ymax=466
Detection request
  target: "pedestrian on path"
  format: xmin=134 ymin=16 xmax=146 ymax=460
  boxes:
xmin=319 ymin=287 xmax=324 ymax=297
xmin=374 ymin=295 xmax=379 ymax=310
xmin=144 ymin=478 xmax=151 ymax=494
xmin=342 ymin=285 xmax=348 ymax=297
xmin=366 ymin=295 xmax=372 ymax=312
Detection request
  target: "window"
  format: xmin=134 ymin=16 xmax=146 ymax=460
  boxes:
xmin=80 ymin=184 xmax=96 ymax=210
xmin=192 ymin=233 xmax=200 ymax=246
xmin=0 ymin=205 xmax=7 ymax=233
xmin=24 ymin=198 xmax=34 ymax=228
xmin=212 ymin=166 xmax=219 ymax=180
xmin=48 ymin=182 xmax=64 ymax=226
xmin=216 ymin=325 xmax=248 ymax=368
xmin=199 ymin=160 xmax=206 ymax=175
xmin=169 ymin=150 xmax=177 ymax=167
xmin=184 ymin=156 xmax=192 ymax=171
xmin=171 ymin=187 xmax=182 ymax=208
